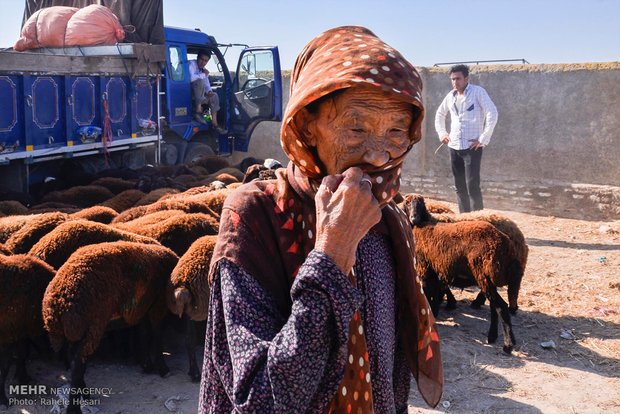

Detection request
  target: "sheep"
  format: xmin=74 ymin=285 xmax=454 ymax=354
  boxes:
xmin=191 ymin=154 xmax=231 ymax=173
xmin=0 ymin=253 xmax=56 ymax=406
xmin=156 ymin=186 xmax=232 ymax=217
xmin=113 ymin=212 xmax=219 ymax=256
xmin=434 ymin=210 xmax=528 ymax=313
xmin=242 ymin=158 xmax=284 ymax=183
xmin=42 ymin=241 xmax=179 ymax=413
xmin=406 ymin=194 xmax=519 ymax=354
xmin=207 ymin=180 xmax=227 ymax=191
xmin=234 ymin=156 xmax=265 ymax=174
xmin=134 ymin=188 xmax=180 ymax=207
xmin=399 ymin=193 xmax=455 ymax=214
xmin=209 ymin=172 xmax=239 ymax=186
xmin=188 ymin=165 xmax=209 ymax=176
xmin=111 ymin=196 xmax=220 ymax=224
xmin=89 ymin=176 xmax=137 ymax=194
xmin=0 ymin=214 xmax=40 ymax=243
xmin=166 ymin=235 xmax=217 ymax=381
xmin=100 ymin=189 xmax=146 ymax=213
xmin=41 ymin=185 xmax=115 ymax=208
xmin=403 ymin=194 xmax=527 ymax=313
xmin=4 ymin=212 xmax=70 ymax=254
xmin=168 ymin=188 xmax=233 ymax=217
xmin=112 ymin=210 xmax=187 ymax=230
xmin=200 ymin=167 xmax=244 ymax=186
xmin=243 ymin=164 xmax=268 ymax=183
xmin=27 ymin=201 xmax=80 ymax=214
xmin=0 ymin=200 xmax=29 ymax=216
xmin=70 ymin=205 xmax=119 ymax=224
xmin=170 ymin=173 xmax=203 ymax=189
xmin=29 ymin=220 xmax=161 ymax=270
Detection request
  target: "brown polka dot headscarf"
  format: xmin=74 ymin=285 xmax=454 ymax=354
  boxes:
xmin=281 ymin=25 xmax=424 ymax=190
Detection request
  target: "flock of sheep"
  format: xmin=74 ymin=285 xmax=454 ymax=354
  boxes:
xmin=0 ymin=155 xmax=527 ymax=413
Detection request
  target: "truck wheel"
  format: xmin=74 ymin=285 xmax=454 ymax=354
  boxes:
xmin=161 ymin=144 xmax=179 ymax=166
xmin=183 ymin=142 xmax=214 ymax=164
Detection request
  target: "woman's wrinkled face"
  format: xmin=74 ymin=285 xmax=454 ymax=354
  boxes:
xmin=305 ymin=86 xmax=415 ymax=176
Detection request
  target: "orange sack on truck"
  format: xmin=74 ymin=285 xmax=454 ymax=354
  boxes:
xmin=14 ymin=6 xmax=78 ymax=51
xmin=14 ymin=4 xmax=125 ymax=52
xmin=64 ymin=4 xmax=125 ymax=47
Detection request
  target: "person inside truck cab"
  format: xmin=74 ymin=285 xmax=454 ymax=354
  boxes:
xmin=189 ymin=51 xmax=227 ymax=134
xmin=198 ymin=26 xmax=443 ymax=413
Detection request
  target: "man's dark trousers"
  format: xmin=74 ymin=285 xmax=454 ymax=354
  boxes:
xmin=450 ymin=147 xmax=483 ymax=213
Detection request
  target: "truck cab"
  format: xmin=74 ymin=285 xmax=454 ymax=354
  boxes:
xmin=161 ymin=26 xmax=282 ymax=164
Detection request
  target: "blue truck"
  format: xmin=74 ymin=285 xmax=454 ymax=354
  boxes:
xmin=0 ymin=25 xmax=282 ymax=193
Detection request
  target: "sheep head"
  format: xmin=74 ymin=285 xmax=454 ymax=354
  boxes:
xmin=403 ymin=193 xmax=430 ymax=227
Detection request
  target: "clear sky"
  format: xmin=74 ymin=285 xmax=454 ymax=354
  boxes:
xmin=1 ymin=0 xmax=618 ymax=70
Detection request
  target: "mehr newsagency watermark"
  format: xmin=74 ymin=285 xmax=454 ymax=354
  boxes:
xmin=8 ymin=384 xmax=112 ymax=409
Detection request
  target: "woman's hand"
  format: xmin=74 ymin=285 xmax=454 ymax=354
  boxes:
xmin=314 ymin=167 xmax=382 ymax=275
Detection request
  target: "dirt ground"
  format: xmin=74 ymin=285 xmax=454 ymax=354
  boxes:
xmin=1 ymin=203 xmax=619 ymax=414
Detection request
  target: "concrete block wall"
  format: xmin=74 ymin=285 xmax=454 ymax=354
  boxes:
xmin=238 ymin=63 xmax=620 ymax=221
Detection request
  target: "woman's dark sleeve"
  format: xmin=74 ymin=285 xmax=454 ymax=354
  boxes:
xmin=200 ymin=252 xmax=364 ymax=413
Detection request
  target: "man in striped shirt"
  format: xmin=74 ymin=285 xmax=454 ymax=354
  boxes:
xmin=434 ymin=64 xmax=498 ymax=213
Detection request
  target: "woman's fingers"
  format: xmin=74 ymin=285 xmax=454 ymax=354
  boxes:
xmin=314 ymin=167 xmax=382 ymax=273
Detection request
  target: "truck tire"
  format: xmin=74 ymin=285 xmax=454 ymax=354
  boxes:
xmin=183 ymin=142 xmax=214 ymax=164
xmin=161 ymin=143 xmax=179 ymax=166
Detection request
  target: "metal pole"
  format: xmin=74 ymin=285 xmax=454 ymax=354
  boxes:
xmin=156 ymin=74 xmax=161 ymax=165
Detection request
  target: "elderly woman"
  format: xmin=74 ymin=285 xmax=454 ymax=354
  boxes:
xmin=198 ymin=26 xmax=443 ymax=413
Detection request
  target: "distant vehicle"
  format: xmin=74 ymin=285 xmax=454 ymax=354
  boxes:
xmin=0 ymin=25 xmax=282 ymax=192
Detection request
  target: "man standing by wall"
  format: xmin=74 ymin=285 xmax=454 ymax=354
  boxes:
xmin=435 ymin=64 xmax=498 ymax=213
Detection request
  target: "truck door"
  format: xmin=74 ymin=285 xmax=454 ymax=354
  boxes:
xmin=165 ymin=43 xmax=192 ymax=125
xmin=230 ymin=47 xmax=282 ymax=152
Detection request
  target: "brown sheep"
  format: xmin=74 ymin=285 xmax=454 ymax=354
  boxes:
xmin=165 ymin=188 xmax=233 ymax=217
xmin=167 ymin=235 xmax=217 ymax=321
xmin=90 ymin=177 xmax=137 ymax=194
xmin=0 ymin=253 xmax=56 ymax=406
xmin=27 ymin=201 xmax=80 ymax=213
xmin=399 ymin=193 xmax=455 ymax=214
xmin=42 ymin=241 xmax=179 ymax=412
xmin=133 ymin=188 xmax=180 ymax=206
xmin=191 ymin=154 xmax=231 ymax=173
xmin=210 ymin=172 xmax=239 ymax=186
xmin=407 ymin=195 xmax=519 ymax=354
xmin=157 ymin=186 xmax=231 ymax=215
xmin=100 ymin=189 xmax=146 ymax=212
xmin=0 ymin=243 xmax=10 ymax=255
xmin=171 ymin=174 xmax=203 ymax=189
xmin=114 ymin=212 xmax=219 ymax=256
xmin=201 ymin=167 xmax=244 ymax=185
xmin=166 ymin=235 xmax=217 ymax=381
xmin=0 ymin=200 xmax=28 ymax=216
xmin=188 ymin=165 xmax=209 ymax=176
xmin=112 ymin=210 xmax=187 ymax=231
xmin=70 ymin=205 xmax=119 ymax=224
xmin=29 ymin=220 xmax=161 ymax=270
xmin=4 ymin=212 xmax=70 ymax=254
xmin=0 ymin=215 xmax=40 ymax=243
xmin=111 ymin=196 xmax=219 ymax=224
xmin=41 ymin=185 xmax=115 ymax=208
xmin=403 ymin=194 xmax=527 ymax=313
